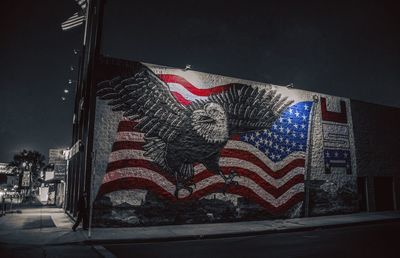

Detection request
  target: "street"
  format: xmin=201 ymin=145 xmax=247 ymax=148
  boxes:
xmin=0 ymin=219 xmax=399 ymax=258
xmin=104 ymin=222 xmax=400 ymax=258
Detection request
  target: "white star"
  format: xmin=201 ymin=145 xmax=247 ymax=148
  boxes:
xmin=304 ymin=105 xmax=309 ymax=110
xmin=264 ymin=149 xmax=270 ymax=155
xmin=292 ymin=142 xmax=296 ymax=147
xmin=280 ymin=147 xmax=285 ymax=153
xmin=271 ymin=154 xmax=276 ymax=160
xmin=334 ymin=152 xmax=339 ymax=157
xmin=300 ymin=133 xmax=304 ymax=139
xmin=268 ymin=131 xmax=272 ymax=137
xmin=268 ymin=141 xmax=273 ymax=146
xmin=285 ymin=139 xmax=290 ymax=144
xmin=301 ymin=123 xmax=306 ymax=129
xmin=279 ymin=136 xmax=284 ymax=142
xmin=273 ymin=134 xmax=278 ymax=139
xmin=250 ymin=135 xmax=255 ymax=141
xmin=299 ymin=144 xmax=304 ymax=150
xmin=255 ymin=142 xmax=260 ymax=148
xmin=289 ymin=108 xmax=293 ymax=114
xmin=302 ymin=115 xmax=306 ymax=121
xmin=295 ymin=111 xmax=300 ymax=117
xmin=273 ymin=124 xmax=278 ymax=129
xmin=279 ymin=117 xmax=284 ymax=123
xmin=286 ymin=128 xmax=291 ymax=134
xmin=263 ymin=129 xmax=268 ymax=134
xmin=326 ymin=151 xmax=330 ymax=157
xmin=286 ymin=147 xmax=291 ymax=153
xmin=276 ymin=154 xmax=281 ymax=159
xmin=244 ymin=135 xmax=249 ymax=141
xmin=256 ymin=131 xmax=260 ymax=137
xmin=292 ymin=132 xmax=297 ymax=137
xmin=294 ymin=124 xmax=298 ymax=129
xmin=279 ymin=126 xmax=284 ymax=132
xmin=274 ymin=144 xmax=279 ymax=150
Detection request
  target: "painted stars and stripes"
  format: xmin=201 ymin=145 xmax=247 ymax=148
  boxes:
xmin=98 ymin=73 xmax=313 ymax=215
xmin=61 ymin=0 xmax=87 ymax=31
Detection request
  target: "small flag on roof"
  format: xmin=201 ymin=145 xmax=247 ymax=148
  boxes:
xmin=61 ymin=0 xmax=88 ymax=31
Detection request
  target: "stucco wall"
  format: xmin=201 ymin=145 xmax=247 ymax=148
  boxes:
xmin=351 ymin=100 xmax=400 ymax=177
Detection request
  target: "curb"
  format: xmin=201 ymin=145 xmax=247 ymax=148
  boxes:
xmin=81 ymin=217 xmax=400 ymax=246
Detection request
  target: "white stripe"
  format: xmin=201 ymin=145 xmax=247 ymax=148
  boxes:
xmin=61 ymin=16 xmax=84 ymax=30
xmin=62 ymin=18 xmax=84 ymax=28
xmin=226 ymin=140 xmax=305 ymax=170
xmin=114 ymin=131 xmax=305 ymax=171
xmin=167 ymin=83 xmax=209 ymax=101
xmin=115 ymin=131 xmax=145 ymax=142
xmin=62 ymin=15 xmax=84 ymax=25
xmin=103 ymin=167 xmax=303 ymax=207
xmin=107 ymin=149 xmax=304 ymax=188
xmin=63 ymin=16 xmax=84 ymax=24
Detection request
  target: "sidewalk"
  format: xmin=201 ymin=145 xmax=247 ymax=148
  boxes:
xmin=0 ymin=206 xmax=399 ymax=246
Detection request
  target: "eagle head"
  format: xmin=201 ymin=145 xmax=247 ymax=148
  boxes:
xmin=191 ymin=102 xmax=229 ymax=143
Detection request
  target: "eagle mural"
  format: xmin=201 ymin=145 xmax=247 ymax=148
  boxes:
xmin=96 ymin=63 xmax=293 ymax=198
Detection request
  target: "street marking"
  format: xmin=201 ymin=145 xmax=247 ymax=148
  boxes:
xmin=93 ymin=245 xmax=117 ymax=258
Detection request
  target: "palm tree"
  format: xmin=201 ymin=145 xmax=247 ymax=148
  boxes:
xmin=8 ymin=150 xmax=46 ymax=196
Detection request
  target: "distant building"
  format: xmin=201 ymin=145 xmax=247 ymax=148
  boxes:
xmin=0 ymin=163 xmax=18 ymax=189
xmin=39 ymin=149 xmax=68 ymax=206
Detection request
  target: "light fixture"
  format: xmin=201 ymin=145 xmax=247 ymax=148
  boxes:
xmin=61 ymin=97 xmax=66 ymax=101
xmin=64 ymin=89 xmax=69 ymax=93
xmin=73 ymin=49 xmax=79 ymax=55
xmin=70 ymin=66 xmax=75 ymax=71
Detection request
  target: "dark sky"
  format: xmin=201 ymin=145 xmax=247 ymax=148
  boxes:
xmin=1 ymin=0 xmax=399 ymax=162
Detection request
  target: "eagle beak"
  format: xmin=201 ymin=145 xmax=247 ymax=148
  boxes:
xmin=198 ymin=116 xmax=214 ymax=123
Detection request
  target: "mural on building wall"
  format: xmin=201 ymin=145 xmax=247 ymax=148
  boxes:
xmin=91 ymin=57 xmax=357 ymax=226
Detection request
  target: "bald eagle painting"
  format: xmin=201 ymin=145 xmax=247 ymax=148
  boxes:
xmin=96 ymin=62 xmax=293 ymax=198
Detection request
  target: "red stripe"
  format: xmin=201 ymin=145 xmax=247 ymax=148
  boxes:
xmin=98 ymin=178 xmax=304 ymax=215
xmin=98 ymin=178 xmax=175 ymax=200
xmin=221 ymin=148 xmax=305 ymax=179
xmin=112 ymin=141 xmax=143 ymax=152
xmin=105 ymin=159 xmax=175 ymax=182
xmin=171 ymin=92 xmax=192 ymax=106
xmin=117 ymin=121 xmax=137 ymax=132
xmin=105 ymin=158 xmax=303 ymax=198
xmin=192 ymin=168 xmax=304 ymax=198
xmin=108 ymin=140 xmax=304 ymax=179
xmin=158 ymin=74 xmax=232 ymax=97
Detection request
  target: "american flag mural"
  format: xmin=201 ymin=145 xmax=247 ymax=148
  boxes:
xmin=96 ymin=68 xmax=314 ymax=215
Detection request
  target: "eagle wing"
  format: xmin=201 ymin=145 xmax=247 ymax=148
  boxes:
xmin=206 ymin=84 xmax=293 ymax=134
xmin=96 ymin=63 xmax=189 ymax=142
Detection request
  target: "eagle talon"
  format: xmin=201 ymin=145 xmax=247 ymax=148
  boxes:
xmin=174 ymin=184 xmax=194 ymax=199
xmin=221 ymin=170 xmax=239 ymax=195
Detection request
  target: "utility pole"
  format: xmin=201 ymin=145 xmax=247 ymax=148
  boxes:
xmin=79 ymin=0 xmax=105 ymax=232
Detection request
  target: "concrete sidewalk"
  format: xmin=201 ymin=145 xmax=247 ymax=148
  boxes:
xmin=0 ymin=206 xmax=399 ymax=246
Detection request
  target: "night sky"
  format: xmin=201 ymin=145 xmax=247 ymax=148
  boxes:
xmin=1 ymin=0 xmax=399 ymax=161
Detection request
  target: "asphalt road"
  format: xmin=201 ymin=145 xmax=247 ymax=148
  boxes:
xmin=104 ymin=222 xmax=400 ymax=258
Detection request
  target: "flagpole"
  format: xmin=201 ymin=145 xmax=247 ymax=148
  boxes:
xmin=79 ymin=0 xmax=105 ymax=238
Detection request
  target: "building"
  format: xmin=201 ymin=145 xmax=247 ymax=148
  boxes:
xmin=39 ymin=149 xmax=68 ymax=206
xmin=0 ymin=163 xmax=18 ymax=189
xmin=65 ymin=56 xmax=400 ymax=227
